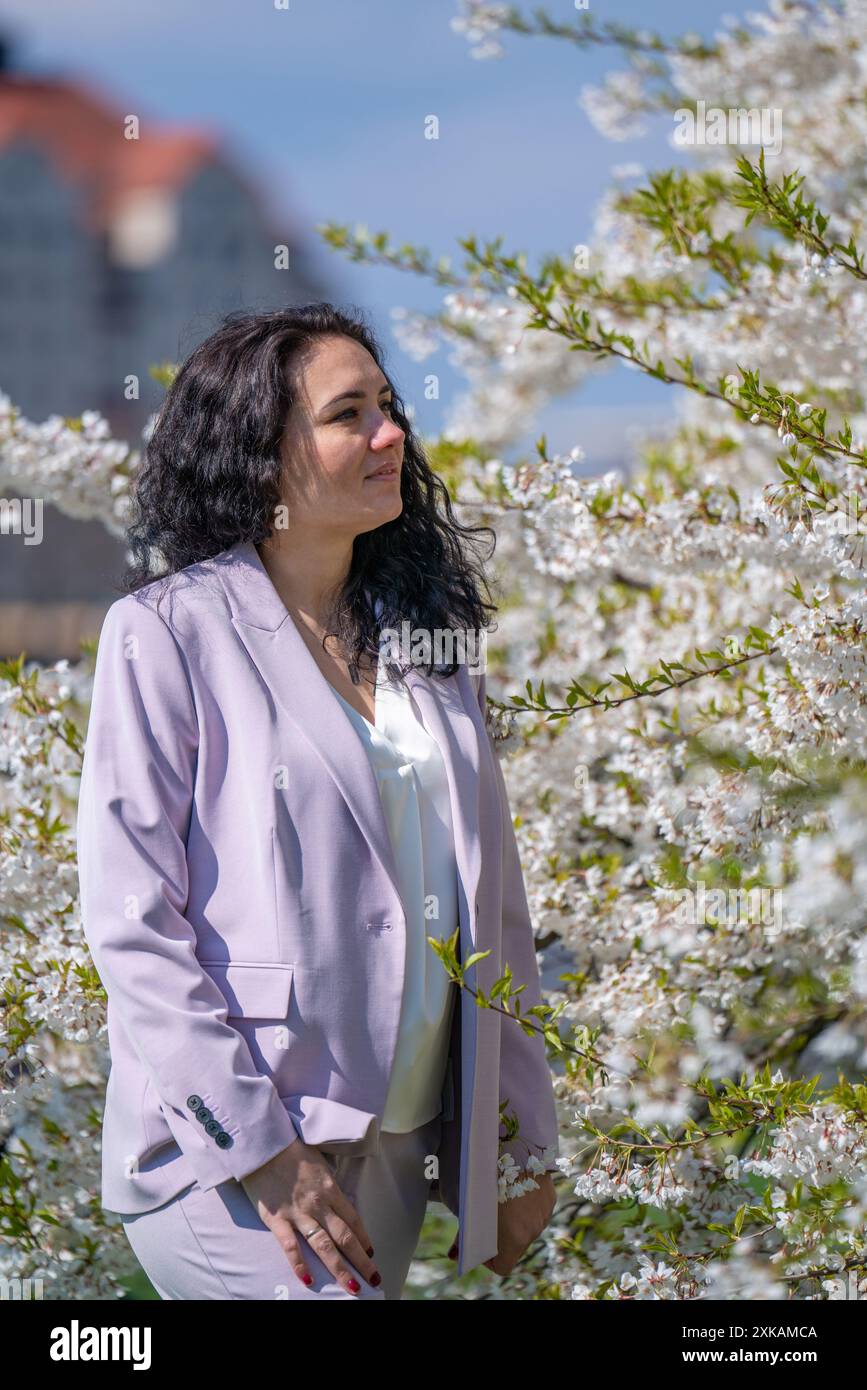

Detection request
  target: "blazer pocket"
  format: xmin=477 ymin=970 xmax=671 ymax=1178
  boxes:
xmin=141 ymin=1074 xmax=174 ymax=1151
xmin=199 ymin=960 xmax=295 ymax=1020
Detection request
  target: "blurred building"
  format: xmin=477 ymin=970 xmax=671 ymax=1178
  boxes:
xmin=0 ymin=38 xmax=332 ymax=661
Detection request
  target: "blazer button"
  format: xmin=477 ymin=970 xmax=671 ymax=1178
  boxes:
xmin=186 ymin=1094 xmax=203 ymax=1112
xmin=205 ymin=1119 xmax=221 ymax=1137
xmin=215 ymin=1130 xmax=233 ymax=1149
xmin=195 ymin=1106 xmax=213 ymax=1126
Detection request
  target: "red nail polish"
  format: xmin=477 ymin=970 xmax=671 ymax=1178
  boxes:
xmin=370 ymin=1272 xmax=381 ymax=1286
xmin=367 ymin=1246 xmax=375 ymax=1256
xmin=302 ymin=1273 xmax=313 ymax=1286
xmin=347 ymin=1277 xmax=360 ymax=1293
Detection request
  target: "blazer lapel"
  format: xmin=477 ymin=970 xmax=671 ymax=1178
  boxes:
xmin=212 ymin=540 xmax=483 ymax=947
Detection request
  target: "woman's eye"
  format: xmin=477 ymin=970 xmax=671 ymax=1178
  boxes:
xmin=334 ymin=402 xmax=394 ymax=421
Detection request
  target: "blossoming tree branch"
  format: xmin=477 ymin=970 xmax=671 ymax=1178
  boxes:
xmin=0 ymin=0 xmax=865 ymax=1300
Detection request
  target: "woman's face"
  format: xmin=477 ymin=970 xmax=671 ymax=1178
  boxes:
xmin=276 ymin=334 xmax=406 ymax=538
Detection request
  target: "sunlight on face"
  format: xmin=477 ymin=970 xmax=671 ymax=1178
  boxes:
xmin=278 ymin=334 xmax=406 ymax=539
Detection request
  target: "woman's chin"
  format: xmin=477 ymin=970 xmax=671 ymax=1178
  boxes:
xmin=364 ymin=494 xmax=403 ymax=522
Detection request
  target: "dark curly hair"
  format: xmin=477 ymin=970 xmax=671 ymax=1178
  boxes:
xmin=120 ymin=302 xmax=498 ymax=680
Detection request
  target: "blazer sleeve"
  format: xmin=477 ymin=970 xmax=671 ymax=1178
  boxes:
xmin=76 ymin=594 xmax=300 ymax=1192
xmin=474 ymin=668 xmax=560 ymax=1176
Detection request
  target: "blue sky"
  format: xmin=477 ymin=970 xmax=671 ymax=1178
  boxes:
xmin=1 ymin=0 xmax=758 ymax=467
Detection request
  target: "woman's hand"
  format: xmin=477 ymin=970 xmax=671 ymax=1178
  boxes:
xmin=447 ymin=1172 xmax=557 ymax=1276
xmin=240 ymin=1137 xmax=382 ymax=1295
xmin=483 ymin=1170 xmax=556 ymax=1276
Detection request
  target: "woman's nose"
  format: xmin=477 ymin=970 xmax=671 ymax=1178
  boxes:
xmin=373 ymin=419 xmax=404 ymax=446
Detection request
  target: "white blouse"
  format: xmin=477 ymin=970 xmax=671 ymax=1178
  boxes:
xmin=331 ymin=658 xmax=459 ymax=1133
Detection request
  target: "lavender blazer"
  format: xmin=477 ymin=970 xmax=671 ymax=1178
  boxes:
xmin=76 ymin=539 xmax=559 ymax=1277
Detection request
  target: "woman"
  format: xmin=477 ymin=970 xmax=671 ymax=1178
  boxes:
xmin=77 ymin=303 xmax=559 ymax=1301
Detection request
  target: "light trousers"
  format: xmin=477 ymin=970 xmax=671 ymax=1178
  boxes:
xmin=120 ymin=1112 xmax=443 ymax=1300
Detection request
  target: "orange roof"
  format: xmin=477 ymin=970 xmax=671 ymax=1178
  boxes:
xmin=0 ymin=74 xmax=219 ymax=229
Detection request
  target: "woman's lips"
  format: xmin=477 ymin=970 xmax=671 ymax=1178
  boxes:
xmin=365 ymin=464 xmax=400 ymax=480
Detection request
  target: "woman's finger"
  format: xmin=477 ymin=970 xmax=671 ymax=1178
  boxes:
xmin=302 ymin=1215 xmax=380 ymax=1294
xmin=326 ymin=1183 xmax=379 ymax=1266
xmin=264 ymin=1213 xmax=314 ymax=1288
